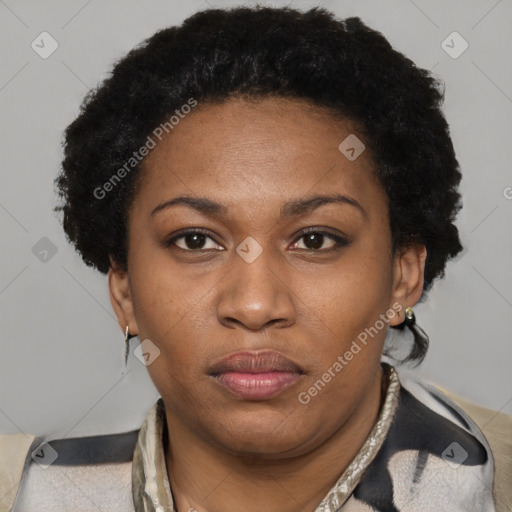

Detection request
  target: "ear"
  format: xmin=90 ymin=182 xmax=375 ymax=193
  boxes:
xmin=108 ymin=256 xmax=139 ymax=336
xmin=388 ymin=244 xmax=427 ymax=327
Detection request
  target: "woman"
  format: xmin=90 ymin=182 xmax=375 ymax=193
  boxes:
xmin=1 ymin=5 xmax=510 ymax=512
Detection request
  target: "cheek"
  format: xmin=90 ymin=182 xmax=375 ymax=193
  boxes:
xmin=296 ymin=258 xmax=393 ymax=416
xmin=128 ymin=255 xmax=219 ymax=375
xmin=129 ymin=242 xmax=203 ymax=334
xmin=319 ymin=239 xmax=393 ymax=322
xmin=303 ymin=243 xmax=394 ymax=383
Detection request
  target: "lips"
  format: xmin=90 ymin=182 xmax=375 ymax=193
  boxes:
xmin=208 ymin=350 xmax=304 ymax=400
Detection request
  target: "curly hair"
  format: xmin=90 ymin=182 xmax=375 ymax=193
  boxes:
xmin=54 ymin=6 xmax=463 ymax=362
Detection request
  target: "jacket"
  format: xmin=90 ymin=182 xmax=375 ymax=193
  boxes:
xmin=1 ymin=365 xmax=511 ymax=511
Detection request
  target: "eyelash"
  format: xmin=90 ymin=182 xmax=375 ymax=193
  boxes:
xmin=164 ymin=227 xmax=350 ymax=253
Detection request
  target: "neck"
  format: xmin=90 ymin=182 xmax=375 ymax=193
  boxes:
xmin=165 ymin=366 xmax=386 ymax=512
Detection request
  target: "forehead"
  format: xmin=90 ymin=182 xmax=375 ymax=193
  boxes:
xmin=132 ymin=97 xmax=385 ymax=219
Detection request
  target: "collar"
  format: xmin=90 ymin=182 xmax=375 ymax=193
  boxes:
xmin=132 ymin=364 xmax=400 ymax=512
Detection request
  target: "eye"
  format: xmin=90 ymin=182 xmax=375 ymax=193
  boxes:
xmin=165 ymin=229 xmax=224 ymax=251
xmin=165 ymin=228 xmax=349 ymax=253
xmin=289 ymin=229 xmax=349 ymax=252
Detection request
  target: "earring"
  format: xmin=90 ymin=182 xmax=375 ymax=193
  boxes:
xmin=124 ymin=325 xmax=132 ymax=367
xmin=404 ymin=306 xmax=415 ymax=326
xmin=402 ymin=306 xmax=429 ymax=363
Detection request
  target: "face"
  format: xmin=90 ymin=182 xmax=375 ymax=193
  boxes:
xmin=109 ymin=97 xmax=425 ymax=458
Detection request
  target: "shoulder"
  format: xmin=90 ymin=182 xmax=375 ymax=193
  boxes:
xmin=396 ymin=368 xmax=512 ymax=512
xmin=440 ymin=387 xmax=512 ymax=512
xmin=0 ymin=434 xmax=36 ymax=512
xmin=0 ymin=429 xmax=139 ymax=512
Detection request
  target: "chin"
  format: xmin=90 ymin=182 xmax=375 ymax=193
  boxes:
xmin=202 ymin=411 xmax=317 ymax=458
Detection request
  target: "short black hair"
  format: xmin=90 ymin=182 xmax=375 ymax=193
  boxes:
xmin=54 ymin=6 xmax=463 ymax=362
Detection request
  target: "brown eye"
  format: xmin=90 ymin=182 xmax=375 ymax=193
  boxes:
xmin=165 ymin=230 xmax=224 ymax=251
xmin=290 ymin=229 xmax=350 ymax=252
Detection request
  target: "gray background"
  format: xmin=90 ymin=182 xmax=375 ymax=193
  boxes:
xmin=1 ymin=0 xmax=511 ymax=438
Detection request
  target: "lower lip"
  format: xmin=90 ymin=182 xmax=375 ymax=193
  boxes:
xmin=214 ymin=371 xmax=301 ymax=400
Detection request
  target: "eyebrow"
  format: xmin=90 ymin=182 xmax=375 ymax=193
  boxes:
xmin=150 ymin=193 xmax=367 ymax=220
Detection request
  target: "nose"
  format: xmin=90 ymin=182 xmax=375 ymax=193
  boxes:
xmin=216 ymin=245 xmax=296 ymax=331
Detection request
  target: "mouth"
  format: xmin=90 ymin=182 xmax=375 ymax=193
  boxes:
xmin=208 ymin=350 xmax=305 ymax=401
